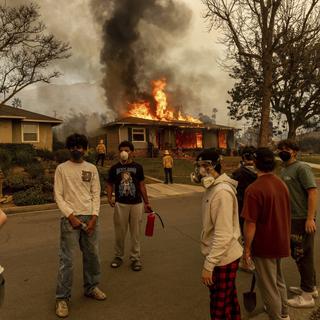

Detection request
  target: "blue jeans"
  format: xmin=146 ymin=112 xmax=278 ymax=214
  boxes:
xmin=56 ymin=216 xmax=100 ymax=300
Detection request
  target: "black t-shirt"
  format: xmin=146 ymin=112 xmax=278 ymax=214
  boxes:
xmin=107 ymin=162 xmax=145 ymax=204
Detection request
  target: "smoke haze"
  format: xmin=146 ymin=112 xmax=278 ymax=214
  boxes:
xmin=6 ymin=0 xmax=235 ymax=127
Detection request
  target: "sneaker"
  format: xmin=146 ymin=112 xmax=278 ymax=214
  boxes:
xmin=287 ymin=295 xmax=315 ymax=308
xmin=264 ymin=305 xmax=290 ymax=319
xmin=85 ymin=287 xmax=106 ymax=301
xmin=131 ymin=260 xmax=142 ymax=271
xmin=55 ymin=299 xmax=69 ymax=318
xmin=110 ymin=257 xmax=123 ymax=268
xmin=289 ymin=286 xmax=318 ymax=298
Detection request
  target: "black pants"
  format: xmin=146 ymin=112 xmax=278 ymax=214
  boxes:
xmin=291 ymin=219 xmax=316 ymax=292
xmin=96 ymin=154 xmax=105 ymax=166
xmin=164 ymin=168 xmax=173 ymax=184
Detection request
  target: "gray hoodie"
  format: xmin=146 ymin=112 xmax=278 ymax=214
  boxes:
xmin=201 ymin=173 xmax=243 ymax=271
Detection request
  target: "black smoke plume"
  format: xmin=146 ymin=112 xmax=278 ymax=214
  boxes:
xmin=90 ymin=0 xmax=192 ymax=115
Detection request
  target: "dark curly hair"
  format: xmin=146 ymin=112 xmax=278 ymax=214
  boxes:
xmin=65 ymin=133 xmax=88 ymax=150
xmin=241 ymin=146 xmax=256 ymax=161
xmin=119 ymin=140 xmax=134 ymax=151
xmin=254 ymin=147 xmax=276 ymax=172
xmin=277 ymin=139 xmax=300 ymax=151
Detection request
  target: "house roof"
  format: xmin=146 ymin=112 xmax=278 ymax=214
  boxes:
xmin=104 ymin=117 xmax=236 ymax=131
xmin=0 ymin=104 xmax=62 ymax=124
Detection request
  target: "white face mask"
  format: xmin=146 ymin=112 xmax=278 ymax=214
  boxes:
xmin=201 ymin=176 xmax=215 ymax=188
xmin=120 ymin=150 xmax=129 ymax=161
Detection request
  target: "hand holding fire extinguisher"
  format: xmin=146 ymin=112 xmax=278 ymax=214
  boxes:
xmin=145 ymin=206 xmax=165 ymax=237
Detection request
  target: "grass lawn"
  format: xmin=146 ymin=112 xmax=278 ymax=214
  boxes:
xmin=135 ymin=156 xmax=320 ymax=183
xmin=298 ymin=154 xmax=320 ymax=164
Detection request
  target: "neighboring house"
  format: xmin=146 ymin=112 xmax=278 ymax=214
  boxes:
xmin=0 ymin=104 xmax=62 ymax=151
xmin=103 ymin=117 xmax=236 ymax=156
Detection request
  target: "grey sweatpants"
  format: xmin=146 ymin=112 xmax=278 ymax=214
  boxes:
xmin=254 ymin=257 xmax=288 ymax=320
xmin=113 ymin=202 xmax=143 ymax=261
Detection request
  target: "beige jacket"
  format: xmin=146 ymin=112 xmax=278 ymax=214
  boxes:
xmin=163 ymin=155 xmax=173 ymax=168
xmin=201 ymin=173 xmax=243 ymax=271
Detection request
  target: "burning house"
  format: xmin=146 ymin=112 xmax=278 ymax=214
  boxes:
xmin=103 ymin=79 xmax=236 ymax=156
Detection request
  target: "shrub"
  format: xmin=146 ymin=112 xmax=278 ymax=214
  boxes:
xmin=13 ymin=187 xmax=54 ymax=206
xmin=54 ymin=149 xmax=70 ymax=163
xmin=36 ymin=148 xmax=55 ymax=161
xmin=37 ymin=175 xmax=54 ymax=192
xmin=0 ymin=143 xmax=36 ymax=166
xmin=14 ymin=149 xmax=34 ymax=166
xmin=25 ymin=162 xmax=45 ymax=179
xmin=3 ymin=174 xmax=33 ymax=193
xmin=84 ymin=150 xmax=96 ymax=164
xmin=0 ymin=148 xmax=12 ymax=172
xmin=106 ymin=151 xmax=116 ymax=160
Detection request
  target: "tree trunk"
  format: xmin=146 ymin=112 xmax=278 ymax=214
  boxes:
xmin=258 ymin=53 xmax=273 ymax=147
xmin=287 ymin=122 xmax=297 ymax=140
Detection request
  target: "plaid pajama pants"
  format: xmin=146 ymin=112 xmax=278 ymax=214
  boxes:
xmin=209 ymin=259 xmax=241 ymax=320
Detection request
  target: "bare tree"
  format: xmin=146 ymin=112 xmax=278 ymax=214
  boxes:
xmin=202 ymin=0 xmax=285 ymax=146
xmin=225 ymin=0 xmax=320 ymax=140
xmin=0 ymin=3 xmax=71 ymax=104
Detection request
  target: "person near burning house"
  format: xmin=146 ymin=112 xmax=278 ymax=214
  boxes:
xmin=277 ymin=139 xmax=318 ymax=308
xmin=231 ymin=146 xmax=257 ymax=232
xmin=96 ymin=139 xmax=107 ymax=167
xmin=191 ymin=149 xmax=243 ymax=320
xmin=54 ymin=133 xmax=106 ymax=319
xmin=106 ymin=140 xmax=152 ymax=272
xmin=162 ymin=150 xmax=174 ymax=184
xmin=242 ymin=148 xmax=291 ymax=320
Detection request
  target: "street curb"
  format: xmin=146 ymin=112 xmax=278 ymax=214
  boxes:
xmin=2 ymin=197 xmax=110 ymax=215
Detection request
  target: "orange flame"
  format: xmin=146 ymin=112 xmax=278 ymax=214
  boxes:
xmin=127 ymin=79 xmax=201 ymax=123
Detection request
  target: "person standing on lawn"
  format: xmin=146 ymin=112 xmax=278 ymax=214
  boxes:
xmin=242 ymin=148 xmax=291 ymax=320
xmin=277 ymin=139 xmax=318 ymax=308
xmin=54 ymin=133 xmax=105 ymax=318
xmin=106 ymin=140 xmax=152 ymax=272
xmin=96 ymin=139 xmax=106 ymax=167
xmin=162 ymin=150 xmax=174 ymax=184
xmin=192 ymin=149 xmax=243 ymax=320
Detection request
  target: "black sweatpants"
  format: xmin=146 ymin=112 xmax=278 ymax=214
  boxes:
xmin=291 ymin=219 xmax=316 ymax=292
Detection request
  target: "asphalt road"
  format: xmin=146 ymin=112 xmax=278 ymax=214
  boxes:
xmin=0 ymin=193 xmax=319 ymax=320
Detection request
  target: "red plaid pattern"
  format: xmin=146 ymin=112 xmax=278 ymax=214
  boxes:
xmin=209 ymin=259 xmax=241 ymax=320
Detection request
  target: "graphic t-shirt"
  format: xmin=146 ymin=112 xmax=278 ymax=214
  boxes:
xmin=280 ymin=161 xmax=317 ymax=219
xmin=107 ymin=162 xmax=145 ymax=204
xmin=241 ymin=174 xmax=291 ymax=258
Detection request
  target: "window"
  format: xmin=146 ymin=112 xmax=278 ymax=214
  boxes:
xmin=132 ymin=128 xmax=146 ymax=142
xmin=22 ymin=123 xmax=39 ymax=142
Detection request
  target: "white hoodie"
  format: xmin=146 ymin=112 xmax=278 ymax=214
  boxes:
xmin=201 ymin=173 xmax=243 ymax=271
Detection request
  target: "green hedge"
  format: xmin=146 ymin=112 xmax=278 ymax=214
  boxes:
xmin=0 ymin=143 xmax=36 ymax=166
xmin=13 ymin=187 xmax=54 ymax=206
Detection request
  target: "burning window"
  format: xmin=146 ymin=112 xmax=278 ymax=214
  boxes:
xmin=176 ymin=130 xmax=203 ymax=149
xmin=132 ymin=128 xmax=146 ymax=142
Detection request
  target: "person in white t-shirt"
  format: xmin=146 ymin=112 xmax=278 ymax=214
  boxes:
xmin=0 ymin=209 xmax=7 ymax=307
xmin=54 ymin=134 xmax=105 ymax=318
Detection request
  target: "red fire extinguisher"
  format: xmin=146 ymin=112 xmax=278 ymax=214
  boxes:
xmin=145 ymin=212 xmax=165 ymax=237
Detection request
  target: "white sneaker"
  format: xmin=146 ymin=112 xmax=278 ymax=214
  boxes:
xmin=287 ymin=295 xmax=315 ymax=308
xmin=289 ymin=286 xmax=318 ymax=298
xmin=264 ymin=305 xmax=290 ymax=319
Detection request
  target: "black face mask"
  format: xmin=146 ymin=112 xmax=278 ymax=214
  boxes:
xmin=278 ymin=151 xmax=291 ymax=162
xmin=70 ymin=150 xmax=84 ymax=161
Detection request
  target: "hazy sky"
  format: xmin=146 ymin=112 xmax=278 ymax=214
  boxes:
xmin=8 ymin=0 xmax=236 ymax=126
